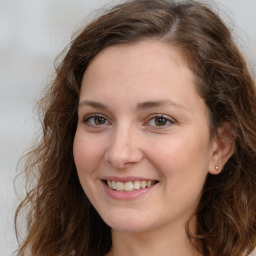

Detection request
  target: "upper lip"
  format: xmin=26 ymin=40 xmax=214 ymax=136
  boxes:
xmin=101 ymin=176 xmax=158 ymax=182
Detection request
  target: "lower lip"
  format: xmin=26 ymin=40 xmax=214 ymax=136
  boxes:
xmin=102 ymin=181 xmax=157 ymax=200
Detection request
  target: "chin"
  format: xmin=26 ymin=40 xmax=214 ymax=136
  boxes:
xmin=108 ymin=220 xmax=150 ymax=233
xmin=101 ymin=209 xmax=153 ymax=233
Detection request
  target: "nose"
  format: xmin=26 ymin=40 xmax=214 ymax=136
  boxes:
xmin=104 ymin=124 xmax=144 ymax=169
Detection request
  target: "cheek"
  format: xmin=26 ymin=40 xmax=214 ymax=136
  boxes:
xmin=73 ymin=130 xmax=105 ymax=175
xmin=146 ymin=131 xmax=212 ymax=179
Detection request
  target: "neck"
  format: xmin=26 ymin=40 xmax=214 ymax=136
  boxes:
xmin=106 ymin=219 xmax=201 ymax=256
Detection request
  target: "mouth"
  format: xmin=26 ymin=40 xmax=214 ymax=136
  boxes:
xmin=103 ymin=180 xmax=158 ymax=192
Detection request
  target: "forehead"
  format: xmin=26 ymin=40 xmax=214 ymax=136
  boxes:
xmin=87 ymin=40 xmax=188 ymax=71
xmin=81 ymin=40 xmax=196 ymax=95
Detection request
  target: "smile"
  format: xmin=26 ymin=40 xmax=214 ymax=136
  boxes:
xmin=106 ymin=180 xmax=158 ymax=192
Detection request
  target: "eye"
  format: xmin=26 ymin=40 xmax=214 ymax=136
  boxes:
xmin=145 ymin=114 xmax=175 ymax=128
xmin=83 ymin=114 xmax=110 ymax=127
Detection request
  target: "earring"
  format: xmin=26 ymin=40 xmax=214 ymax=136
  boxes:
xmin=215 ymin=166 xmax=219 ymax=170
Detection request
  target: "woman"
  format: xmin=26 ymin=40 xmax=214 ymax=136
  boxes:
xmin=15 ymin=0 xmax=256 ymax=255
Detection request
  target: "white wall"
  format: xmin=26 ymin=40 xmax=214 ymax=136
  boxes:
xmin=1 ymin=1 xmax=255 ymax=255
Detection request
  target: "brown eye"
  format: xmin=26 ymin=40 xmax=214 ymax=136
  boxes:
xmin=154 ymin=117 xmax=168 ymax=126
xmin=83 ymin=114 xmax=110 ymax=127
xmin=145 ymin=114 xmax=175 ymax=129
xmin=94 ymin=116 xmax=106 ymax=125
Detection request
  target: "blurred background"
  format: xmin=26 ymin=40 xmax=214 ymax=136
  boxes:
xmin=1 ymin=0 xmax=255 ymax=255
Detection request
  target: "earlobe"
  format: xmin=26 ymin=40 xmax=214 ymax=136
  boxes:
xmin=208 ymin=124 xmax=235 ymax=175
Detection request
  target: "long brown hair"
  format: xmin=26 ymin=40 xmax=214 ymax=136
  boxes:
xmin=15 ymin=0 xmax=256 ymax=255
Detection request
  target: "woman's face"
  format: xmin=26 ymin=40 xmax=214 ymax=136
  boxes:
xmin=73 ymin=40 xmax=218 ymax=233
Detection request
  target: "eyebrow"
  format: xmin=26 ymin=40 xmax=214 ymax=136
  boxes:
xmin=78 ymin=99 xmax=188 ymax=111
xmin=136 ymin=99 xmax=187 ymax=111
xmin=78 ymin=100 xmax=109 ymax=110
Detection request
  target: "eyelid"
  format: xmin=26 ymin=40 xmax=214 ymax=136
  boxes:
xmin=82 ymin=113 xmax=106 ymax=120
xmin=82 ymin=113 xmax=111 ymax=127
xmin=144 ymin=114 xmax=176 ymax=128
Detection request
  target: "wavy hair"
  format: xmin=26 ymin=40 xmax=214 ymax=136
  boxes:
xmin=15 ymin=0 xmax=256 ymax=255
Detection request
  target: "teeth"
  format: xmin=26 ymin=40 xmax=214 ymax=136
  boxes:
xmin=124 ymin=181 xmax=133 ymax=191
xmin=112 ymin=181 xmax=116 ymax=190
xmin=116 ymin=181 xmax=124 ymax=191
xmin=106 ymin=180 xmax=156 ymax=191
xmin=134 ymin=181 xmax=140 ymax=190
xmin=146 ymin=181 xmax=152 ymax=187
xmin=140 ymin=181 xmax=146 ymax=189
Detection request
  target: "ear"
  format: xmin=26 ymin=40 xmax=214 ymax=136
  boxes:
xmin=208 ymin=123 xmax=235 ymax=175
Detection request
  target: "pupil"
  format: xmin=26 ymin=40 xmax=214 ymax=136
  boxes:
xmin=96 ymin=117 xmax=105 ymax=124
xmin=155 ymin=117 xmax=166 ymax=126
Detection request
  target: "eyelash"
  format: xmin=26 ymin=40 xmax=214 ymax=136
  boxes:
xmin=83 ymin=114 xmax=110 ymax=127
xmin=82 ymin=114 xmax=176 ymax=128
xmin=145 ymin=114 xmax=176 ymax=128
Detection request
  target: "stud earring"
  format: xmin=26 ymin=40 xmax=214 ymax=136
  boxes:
xmin=215 ymin=166 xmax=219 ymax=170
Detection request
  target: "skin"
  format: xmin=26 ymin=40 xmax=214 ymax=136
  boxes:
xmin=73 ymin=40 xmax=232 ymax=256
